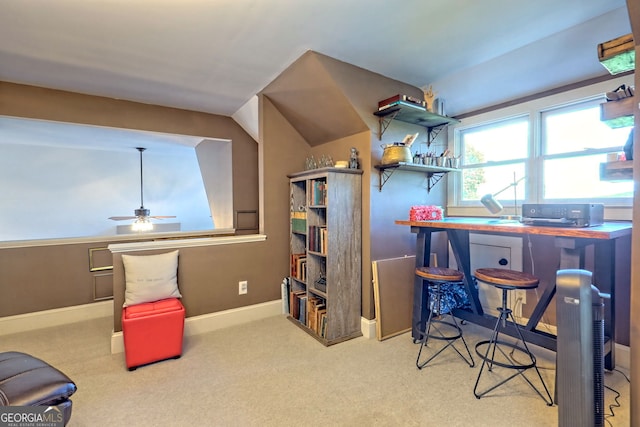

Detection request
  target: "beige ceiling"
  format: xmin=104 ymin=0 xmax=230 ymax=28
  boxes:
xmin=0 ymin=0 xmax=630 ymax=120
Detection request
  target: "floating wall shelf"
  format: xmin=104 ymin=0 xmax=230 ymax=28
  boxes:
xmin=600 ymin=160 xmax=633 ymax=181
xmin=373 ymin=103 xmax=459 ymax=143
xmin=374 ymin=161 xmax=460 ymax=193
xmin=600 ymin=96 xmax=635 ymax=128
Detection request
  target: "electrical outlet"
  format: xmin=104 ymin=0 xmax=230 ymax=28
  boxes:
xmin=238 ymin=280 xmax=248 ymax=295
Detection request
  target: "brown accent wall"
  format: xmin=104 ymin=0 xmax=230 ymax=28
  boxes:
xmin=111 ymin=241 xmax=280 ymax=332
xmin=0 ymin=82 xmax=269 ymax=326
xmin=313 ymin=52 xmax=451 ymax=318
xmin=260 ymin=51 xmax=451 ymax=320
xmin=0 ymin=241 xmax=115 ymax=315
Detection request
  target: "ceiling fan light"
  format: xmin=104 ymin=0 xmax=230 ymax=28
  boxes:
xmin=131 ymin=216 xmax=153 ymax=232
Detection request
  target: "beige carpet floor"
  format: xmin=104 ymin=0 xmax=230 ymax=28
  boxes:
xmin=0 ymin=315 xmax=631 ymax=426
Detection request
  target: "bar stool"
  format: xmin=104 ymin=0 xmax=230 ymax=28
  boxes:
xmin=415 ymin=267 xmax=474 ymax=370
xmin=472 ymin=268 xmax=553 ymax=405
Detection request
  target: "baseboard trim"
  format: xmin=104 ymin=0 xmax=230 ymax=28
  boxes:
xmin=110 ymin=300 xmax=282 ymax=354
xmin=615 ymin=343 xmax=630 ymax=371
xmin=0 ymin=300 xmax=113 ymax=336
xmin=361 ymin=317 xmax=376 ymax=339
xmin=3 ymin=301 xmax=629 ymax=370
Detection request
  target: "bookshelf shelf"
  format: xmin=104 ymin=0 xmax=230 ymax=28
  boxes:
xmin=309 ymin=287 xmax=327 ymax=299
xmin=287 ymin=167 xmax=363 ymax=346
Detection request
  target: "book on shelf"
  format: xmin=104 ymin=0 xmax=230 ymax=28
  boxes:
xmin=289 ymin=290 xmax=306 ymax=320
xmin=315 ymin=306 xmax=326 ymax=335
xmin=308 ymin=226 xmax=328 ymax=254
xmin=321 ymin=227 xmax=327 ymax=254
xmin=290 ymin=253 xmax=307 ymax=279
xmin=306 ymin=297 xmax=324 ymax=331
xmin=299 ymin=295 xmax=307 ymax=325
xmin=319 ymin=311 xmax=328 ymax=338
xmin=291 ymin=211 xmax=307 ymax=233
xmin=310 ymin=180 xmax=327 ymax=205
xmin=378 ymin=94 xmax=426 ymax=111
xmin=298 ymin=259 xmax=306 ymax=282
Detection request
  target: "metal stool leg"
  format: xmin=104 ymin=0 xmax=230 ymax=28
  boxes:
xmin=445 ymin=312 xmax=475 ymax=367
xmin=473 ymin=289 xmax=553 ymax=406
xmin=416 ymin=282 xmax=474 ymax=369
xmin=416 ymin=286 xmax=438 ymax=369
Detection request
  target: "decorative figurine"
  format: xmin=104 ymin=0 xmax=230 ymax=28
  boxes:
xmin=349 ymin=147 xmax=359 ymax=169
xmin=423 ymin=85 xmax=436 ymax=112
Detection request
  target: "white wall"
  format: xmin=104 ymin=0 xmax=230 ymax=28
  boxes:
xmin=0 ymin=143 xmax=213 ymax=241
xmin=430 ymin=7 xmax=632 ymax=117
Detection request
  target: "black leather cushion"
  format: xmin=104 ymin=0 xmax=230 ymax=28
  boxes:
xmin=0 ymin=351 xmax=77 ymax=406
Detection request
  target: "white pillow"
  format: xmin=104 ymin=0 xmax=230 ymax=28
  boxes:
xmin=122 ymin=250 xmax=181 ymax=307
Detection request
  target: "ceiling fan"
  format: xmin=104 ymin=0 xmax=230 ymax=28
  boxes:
xmin=109 ymin=147 xmax=175 ymax=231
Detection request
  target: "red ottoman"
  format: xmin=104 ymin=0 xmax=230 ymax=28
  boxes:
xmin=122 ymin=298 xmax=185 ymax=370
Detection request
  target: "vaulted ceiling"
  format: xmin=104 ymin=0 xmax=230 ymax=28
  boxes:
xmin=0 ymin=0 xmax=630 ymax=120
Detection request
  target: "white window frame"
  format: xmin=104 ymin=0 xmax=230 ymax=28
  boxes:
xmin=446 ymin=75 xmax=634 ymax=221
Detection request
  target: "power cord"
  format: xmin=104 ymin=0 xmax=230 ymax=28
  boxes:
xmin=613 ymin=368 xmax=631 ymax=383
xmin=604 ymin=384 xmax=620 ymax=427
xmin=603 ymin=368 xmax=631 ymax=426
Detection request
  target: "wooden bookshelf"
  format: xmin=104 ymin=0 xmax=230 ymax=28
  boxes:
xmin=286 ymin=167 xmax=363 ymax=345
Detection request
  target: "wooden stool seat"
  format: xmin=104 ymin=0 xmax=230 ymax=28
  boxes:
xmin=416 ymin=266 xmax=463 ymax=282
xmin=474 ymin=268 xmax=539 ymax=289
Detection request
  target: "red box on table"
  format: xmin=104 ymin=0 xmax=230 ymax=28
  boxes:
xmin=409 ymin=205 xmax=443 ymax=221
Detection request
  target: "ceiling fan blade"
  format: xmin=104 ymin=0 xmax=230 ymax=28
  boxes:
xmin=109 ymin=216 xmax=137 ymax=221
xmin=150 ymin=215 xmax=177 ymax=219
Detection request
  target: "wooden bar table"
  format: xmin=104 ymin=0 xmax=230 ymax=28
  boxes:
xmin=396 ymin=217 xmax=632 ymax=369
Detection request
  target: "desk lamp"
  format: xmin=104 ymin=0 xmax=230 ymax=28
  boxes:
xmin=480 ymin=173 xmax=524 ymax=221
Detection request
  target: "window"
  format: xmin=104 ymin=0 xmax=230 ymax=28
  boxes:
xmin=450 ymin=77 xmax=634 ymax=218
xmin=541 ymin=100 xmax=632 ymax=202
xmin=459 ymin=116 xmax=528 ymax=204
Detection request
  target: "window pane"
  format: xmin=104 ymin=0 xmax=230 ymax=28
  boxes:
xmin=544 ymin=104 xmax=632 ymax=155
xmin=543 ymin=155 xmax=633 ymax=199
xmin=462 ymin=118 xmax=528 ymax=165
xmin=462 ymin=163 xmax=525 ymax=201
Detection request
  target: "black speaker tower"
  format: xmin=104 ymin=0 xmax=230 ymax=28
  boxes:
xmin=556 ymin=269 xmax=609 ymax=427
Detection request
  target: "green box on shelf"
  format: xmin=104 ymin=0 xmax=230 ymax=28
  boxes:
xmin=291 ymin=218 xmax=307 ymax=233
